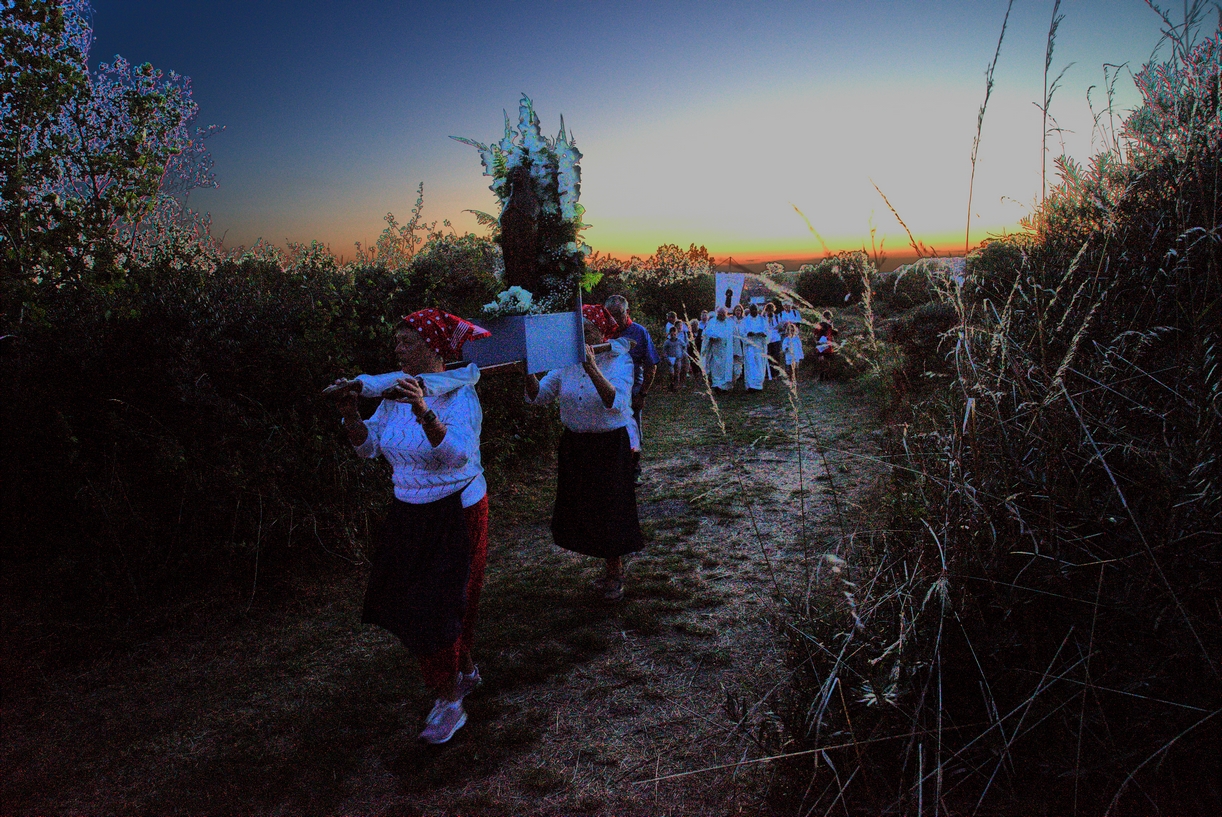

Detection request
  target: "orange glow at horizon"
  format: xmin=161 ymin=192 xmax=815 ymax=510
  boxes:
xmin=584 ymin=233 xmax=1005 ymax=267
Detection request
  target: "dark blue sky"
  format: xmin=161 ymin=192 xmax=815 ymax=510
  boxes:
xmin=88 ymin=0 xmax=1167 ymax=258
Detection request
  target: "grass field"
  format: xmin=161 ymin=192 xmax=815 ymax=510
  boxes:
xmin=2 ymin=365 xmax=883 ymax=815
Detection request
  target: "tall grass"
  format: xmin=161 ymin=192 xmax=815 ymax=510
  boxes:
xmin=1039 ymin=0 xmax=1072 ymax=203
xmin=772 ymin=8 xmax=1220 ymax=815
xmin=965 ymin=0 xmax=1014 ymax=255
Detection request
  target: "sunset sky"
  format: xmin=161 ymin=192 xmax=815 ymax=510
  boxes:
xmin=89 ymin=0 xmax=1166 ymax=263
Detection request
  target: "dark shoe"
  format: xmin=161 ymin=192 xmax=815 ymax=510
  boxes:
xmin=603 ymin=578 xmax=625 ymax=601
xmin=456 ymin=666 xmax=481 ymax=700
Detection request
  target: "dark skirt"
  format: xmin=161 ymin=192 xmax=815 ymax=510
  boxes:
xmin=552 ymin=426 xmax=644 ymax=559
xmin=361 ymin=491 xmax=472 ymax=656
xmin=767 ymin=340 xmax=783 ymax=372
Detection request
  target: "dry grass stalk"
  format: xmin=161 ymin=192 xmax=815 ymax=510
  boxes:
xmin=965 ymin=0 xmax=1015 ymax=254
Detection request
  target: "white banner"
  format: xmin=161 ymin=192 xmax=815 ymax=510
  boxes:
xmin=714 ymin=272 xmax=745 ymax=311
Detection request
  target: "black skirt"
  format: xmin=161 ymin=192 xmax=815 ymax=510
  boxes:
xmin=551 ymin=426 xmax=644 ymax=559
xmin=361 ymin=491 xmax=472 ymax=656
xmin=767 ymin=340 xmax=783 ymax=371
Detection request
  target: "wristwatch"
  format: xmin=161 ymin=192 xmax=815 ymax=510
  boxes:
xmin=417 ymin=409 xmax=438 ymax=425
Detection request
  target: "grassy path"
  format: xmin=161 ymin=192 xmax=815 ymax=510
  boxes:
xmin=4 ymin=374 xmax=882 ymax=815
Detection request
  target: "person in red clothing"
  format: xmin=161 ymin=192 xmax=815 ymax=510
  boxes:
xmin=330 ymin=308 xmax=490 ymax=744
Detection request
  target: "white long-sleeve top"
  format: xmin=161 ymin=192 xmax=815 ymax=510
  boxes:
xmin=783 ymin=335 xmax=805 ymax=364
xmin=527 ymin=338 xmax=637 ymax=447
xmin=352 ymin=363 xmax=486 ymax=507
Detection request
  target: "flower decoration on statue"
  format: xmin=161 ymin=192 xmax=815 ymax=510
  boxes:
xmin=452 ymin=95 xmax=595 ymax=311
xmin=481 ymin=285 xmax=537 ymax=318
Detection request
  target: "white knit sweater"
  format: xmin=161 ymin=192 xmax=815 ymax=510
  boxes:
xmin=351 ymin=364 xmax=485 ymax=507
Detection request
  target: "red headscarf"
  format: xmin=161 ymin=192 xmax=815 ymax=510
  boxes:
xmin=582 ymin=304 xmax=619 ymax=340
xmin=402 ymin=308 xmax=491 ymax=361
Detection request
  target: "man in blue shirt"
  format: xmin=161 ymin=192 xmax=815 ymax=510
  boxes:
xmin=605 ymin=295 xmax=659 ymax=481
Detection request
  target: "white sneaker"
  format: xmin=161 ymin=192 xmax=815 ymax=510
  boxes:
xmin=419 ymin=698 xmax=467 ymax=744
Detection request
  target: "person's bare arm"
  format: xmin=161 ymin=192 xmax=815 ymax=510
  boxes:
xmin=394 ymin=377 xmax=446 ymax=448
xmin=332 ymin=381 xmax=368 ymax=446
xmin=524 ymin=372 xmax=541 ymax=402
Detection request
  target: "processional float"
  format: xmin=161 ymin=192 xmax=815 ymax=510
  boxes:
xmin=325 ymin=96 xmax=601 ymax=400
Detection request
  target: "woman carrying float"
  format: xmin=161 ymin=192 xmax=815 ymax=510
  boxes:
xmin=330 ymin=308 xmax=491 ymax=745
xmin=524 ymin=305 xmax=644 ymax=601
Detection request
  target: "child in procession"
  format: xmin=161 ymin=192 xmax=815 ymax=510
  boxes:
xmin=662 ymin=325 xmax=686 ymax=391
xmin=782 ymin=321 xmax=805 ymax=382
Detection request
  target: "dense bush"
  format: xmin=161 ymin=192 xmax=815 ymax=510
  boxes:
xmin=0 ymin=231 xmax=555 ymax=652
xmin=871 ymin=257 xmax=960 ymax=313
xmin=882 ymin=300 xmax=959 ymax=392
xmin=794 ymin=251 xmax=872 ymax=307
xmin=586 ymin=243 xmax=716 ymax=330
xmin=781 ymin=30 xmax=1221 ymax=814
xmin=588 ymin=269 xmax=715 ymax=327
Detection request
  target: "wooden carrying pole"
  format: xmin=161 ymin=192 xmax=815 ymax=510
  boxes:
xmin=441 ymin=345 xmax=611 ymax=376
xmin=325 ymin=293 xmax=606 ymax=395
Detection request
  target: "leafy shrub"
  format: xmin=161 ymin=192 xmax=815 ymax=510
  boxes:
xmin=0 ymin=230 xmax=542 ymax=655
xmin=870 ymin=257 xmax=961 ymax=313
xmin=400 ymin=232 xmax=503 ymax=319
xmin=795 ymin=266 xmax=848 ymax=305
xmin=0 ymin=0 xmax=219 ymax=310
xmin=883 ymin=300 xmax=959 ymax=391
xmin=794 ymin=251 xmax=871 ymax=306
xmin=587 ymin=243 xmax=715 ymax=325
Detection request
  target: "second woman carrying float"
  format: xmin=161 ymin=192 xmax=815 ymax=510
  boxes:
xmin=525 ymin=304 xmax=645 ymax=601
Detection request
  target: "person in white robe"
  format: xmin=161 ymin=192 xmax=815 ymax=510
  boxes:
xmin=700 ymin=307 xmax=736 ymax=391
xmin=731 ymin=304 xmax=745 ymax=386
xmin=740 ymin=304 xmax=769 ymax=392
